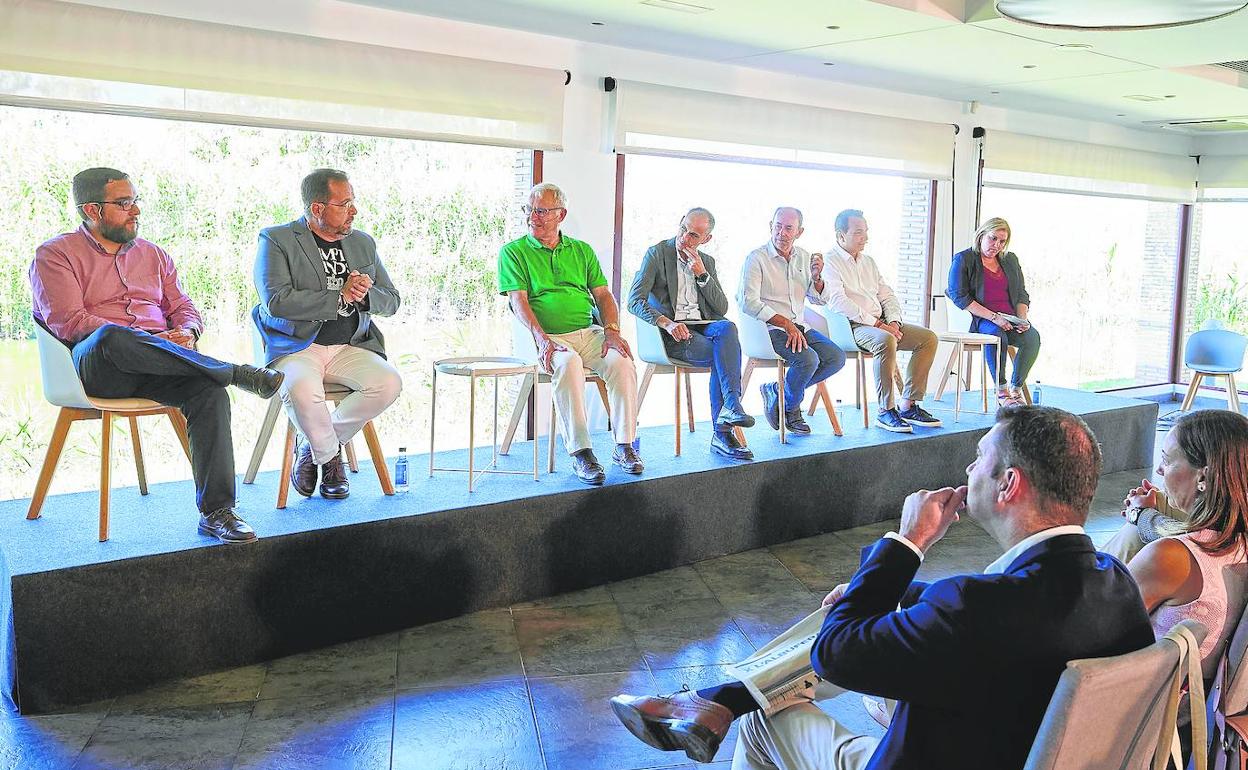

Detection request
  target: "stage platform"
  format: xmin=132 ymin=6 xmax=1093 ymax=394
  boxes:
xmin=0 ymin=387 xmax=1157 ymax=713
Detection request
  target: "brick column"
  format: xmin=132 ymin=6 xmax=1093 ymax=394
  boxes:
xmin=1134 ymin=203 xmax=1182 ymax=384
xmin=896 ymin=179 xmax=932 ymax=323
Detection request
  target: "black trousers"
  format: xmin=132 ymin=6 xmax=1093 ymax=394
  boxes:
xmin=72 ymin=324 xmax=237 ymax=514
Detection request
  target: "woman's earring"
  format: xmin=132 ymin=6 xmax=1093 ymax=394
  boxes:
xmin=1197 ymin=480 xmax=1207 ymax=493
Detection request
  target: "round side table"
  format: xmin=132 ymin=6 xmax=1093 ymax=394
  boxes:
xmin=430 ymin=357 xmax=541 ymax=491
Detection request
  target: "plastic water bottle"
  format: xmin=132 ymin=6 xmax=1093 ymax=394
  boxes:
xmin=1033 ymin=381 xmax=1043 ymax=406
xmin=394 ymin=446 xmax=409 ymax=493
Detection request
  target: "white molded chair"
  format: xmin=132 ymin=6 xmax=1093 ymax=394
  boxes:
xmin=1180 ymin=326 xmax=1246 ymax=414
xmin=935 ymin=299 xmax=1031 ymax=416
xmin=804 ymin=307 xmax=903 ymax=428
xmin=29 ymin=319 xmax=192 ymax=541
xmin=500 ymin=314 xmax=611 ymax=457
xmin=242 ymin=322 xmax=392 ymax=508
xmin=634 ymin=317 xmax=746 ymax=456
xmin=737 ymin=312 xmax=842 ymax=442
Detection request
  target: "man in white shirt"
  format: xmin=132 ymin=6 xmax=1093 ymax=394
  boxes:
xmin=824 ymin=209 xmax=940 ymax=434
xmin=739 ymin=207 xmax=846 ymax=435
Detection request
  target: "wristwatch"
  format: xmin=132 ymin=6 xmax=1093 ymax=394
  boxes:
xmin=605 ymin=322 xmax=621 ymax=333
xmin=1124 ymin=505 xmax=1147 ymax=525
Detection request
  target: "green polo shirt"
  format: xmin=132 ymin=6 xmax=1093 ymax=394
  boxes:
xmin=498 ymin=233 xmax=607 ymax=335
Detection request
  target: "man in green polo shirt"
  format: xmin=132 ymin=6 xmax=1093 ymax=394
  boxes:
xmin=499 ymin=182 xmax=641 ymax=485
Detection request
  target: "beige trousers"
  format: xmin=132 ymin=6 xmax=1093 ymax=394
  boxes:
xmin=274 ymin=343 xmax=403 ymax=464
xmin=733 ymin=703 xmax=880 ymax=770
xmin=547 ymin=326 xmax=637 ymax=454
xmin=851 ymin=322 xmax=938 ymax=410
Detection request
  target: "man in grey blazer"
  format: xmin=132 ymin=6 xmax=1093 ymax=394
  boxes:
xmin=628 ymin=208 xmax=754 ymax=461
xmin=253 ymin=169 xmax=403 ymax=500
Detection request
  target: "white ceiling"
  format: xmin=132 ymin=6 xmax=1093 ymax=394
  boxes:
xmin=349 ymin=0 xmax=1248 ymax=132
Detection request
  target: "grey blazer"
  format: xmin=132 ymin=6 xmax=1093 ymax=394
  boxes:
xmin=252 ymin=217 xmax=401 ymax=365
xmin=627 ymin=238 xmax=730 ymax=326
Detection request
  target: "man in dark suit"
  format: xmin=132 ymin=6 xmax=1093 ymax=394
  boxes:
xmin=610 ymin=406 xmax=1155 ymax=769
xmin=254 ymin=169 xmax=403 ymax=500
xmin=627 ymin=208 xmax=755 ymax=461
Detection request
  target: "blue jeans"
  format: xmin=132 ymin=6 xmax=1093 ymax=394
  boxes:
xmin=768 ymin=325 xmax=846 ymax=413
xmin=974 ymin=318 xmax=1041 ymax=387
xmin=666 ymin=320 xmax=744 ymax=434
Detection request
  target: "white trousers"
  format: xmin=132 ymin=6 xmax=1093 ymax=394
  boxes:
xmin=547 ymin=326 xmax=637 ymax=454
xmin=274 ymin=344 xmax=403 ymax=464
xmin=733 ymin=703 xmax=879 ymax=770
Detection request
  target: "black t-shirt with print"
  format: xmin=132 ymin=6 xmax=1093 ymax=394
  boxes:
xmin=312 ymin=232 xmax=359 ymax=346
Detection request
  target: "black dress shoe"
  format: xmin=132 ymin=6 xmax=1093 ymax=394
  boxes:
xmin=759 ymin=383 xmax=780 ymax=431
xmin=612 ymin=443 xmax=644 ymax=474
xmin=319 ymin=448 xmax=350 ymax=499
xmin=291 ymin=437 xmax=317 ymax=498
xmin=716 ymin=405 xmax=756 ymax=430
xmin=198 ymin=508 xmax=257 ymax=544
xmin=785 ymin=413 xmax=812 ymax=435
xmin=571 ymin=449 xmax=606 ymax=485
xmin=710 ymin=431 xmax=753 ymax=461
xmin=233 ymin=365 xmax=285 ymax=399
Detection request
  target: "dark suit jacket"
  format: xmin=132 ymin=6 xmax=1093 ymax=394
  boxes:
xmin=252 ymin=217 xmax=401 ymax=365
xmin=947 ymin=248 xmax=1031 ymax=332
xmin=812 ymin=534 xmax=1154 ymax=770
xmin=626 ymin=238 xmax=730 ymax=326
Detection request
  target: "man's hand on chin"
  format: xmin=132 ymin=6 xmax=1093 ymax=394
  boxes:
xmin=899 ymin=486 xmax=968 ymax=554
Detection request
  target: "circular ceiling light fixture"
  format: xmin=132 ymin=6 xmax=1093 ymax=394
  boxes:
xmin=996 ymin=0 xmax=1248 ymax=30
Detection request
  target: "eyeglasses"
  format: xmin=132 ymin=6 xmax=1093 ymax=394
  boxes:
xmin=320 ymin=199 xmax=356 ymax=209
xmin=522 ymin=205 xmax=565 ymax=217
xmin=680 ymin=224 xmax=711 ymax=240
xmin=88 ymin=197 xmax=141 ymax=212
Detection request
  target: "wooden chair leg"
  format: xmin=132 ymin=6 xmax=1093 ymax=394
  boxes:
xmin=963 ymin=348 xmax=973 ymax=391
xmin=345 ymin=440 xmax=359 ymax=473
xmin=243 ymin=396 xmax=282 ymax=483
xmin=1228 ymin=373 xmax=1242 ymax=414
xmin=806 ymin=388 xmax=821 ymax=416
xmin=777 ymin=364 xmax=786 ymax=445
xmin=595 ymin=379 xmax=611 ymax=417
xmin=860 ymin=355 xmax=870 ymax=428
xmin=685 ymin=371 xmax=695 ymax=433
xmin=732 ymin=426 xmax=748 ymax=447
xmin=980 ymin=347 xmax=990 ymax=413
xmin=1180 ymin=373 xmax=1203 ymax=411
xmin=164 ymin=408 xmax=192 ymax=464
xmin=277 ymin=421 xmax=296 ymax=509
xmin=500 ymin=372 xmax=534 ymax=456
xmin=361 ymin=421 xmax=394 ymax=495
xmin=741 ymin=359 xmax=756 ymax=392
xmin=129 ymin=415 xmax=148 ymax=496
xmin=816 ymin=383 xmax=843 ymax=437
xmin=674 ymin=368 xmax=682 ymax=457
xmin=28 ymin=407 xmax=75 ymax=521
xmin=637 ymin=364 xmax=655 ymax=408
xmin=934 ymin=343 xmax=959 ymax=401
xmin=548 ymin=389 xmax=557 ymax=473
xmin=99 ymin=411 xmax=113 ymax=542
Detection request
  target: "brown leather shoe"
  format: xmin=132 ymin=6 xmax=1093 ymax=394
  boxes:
xmin=610 ymin=687 xmax=732 ymax=763
xmin=319 ymin=447 xmax=349 ymax=499
xmin=291 ymin=437 xmax=317 ymax=498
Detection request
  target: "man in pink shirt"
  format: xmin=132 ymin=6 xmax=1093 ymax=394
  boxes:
xmin=29 ymin=167 xmax=284 ymax=543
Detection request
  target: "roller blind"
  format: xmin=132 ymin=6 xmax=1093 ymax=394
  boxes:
xmin=980 ymin=129 xmax=1197 ymax=203
xmin=609 ymin=79 xmax=954 ymax=180
xmin=0 ymin=0 xmax=567 ymax=150
xmin=1196 ymin=155 xmax=1248 ymax=200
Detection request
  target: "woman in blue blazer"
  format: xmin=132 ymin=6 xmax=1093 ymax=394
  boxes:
xmin=947 ymin=217 xmax=1041 ymax=407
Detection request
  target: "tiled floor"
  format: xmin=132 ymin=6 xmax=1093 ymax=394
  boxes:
xmin=0 ymin=466 xmax=1154 ymax=770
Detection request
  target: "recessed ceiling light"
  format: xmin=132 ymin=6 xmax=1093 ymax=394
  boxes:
xmin=1116 ymin=113 xmax=1126 ymax=117
xmin=590 ymin=21 xmax=605 ymax=25
xmin=1055 ymin=42 xmax=1093 ymax=49
xmin=1124 ymin=94 xmax=1164 ymax=102
xmin=1164 ymin=94 xmax=1177 ymax=98
xmin=1022 ymin=64 xmax=1037 ymax=69
xmin=990 ymin=90 xmax=1001 ymax=94
xmin=826 ymin=25 xmax=840 ymax=30
xmin=823 ymin=61 xmax=835 ymax=66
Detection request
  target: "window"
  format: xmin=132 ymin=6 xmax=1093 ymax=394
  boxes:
xmin=1182 ymin=201 xmax=1248 ymax=388
xmin=0 ymin=104 xmax=532 ymax=500
xmin=621 ymin=154 xmax=933 ymax=425
xmin=977 ymin=186 xmax=1182 ymax=390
